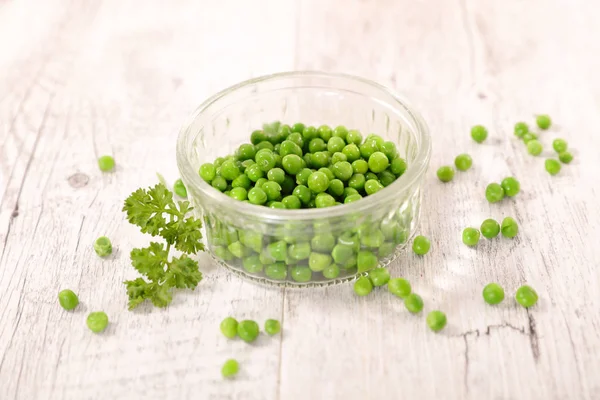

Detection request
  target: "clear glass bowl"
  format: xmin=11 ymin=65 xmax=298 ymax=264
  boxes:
xmin=177 ymin=72 xmax=431 ymax=287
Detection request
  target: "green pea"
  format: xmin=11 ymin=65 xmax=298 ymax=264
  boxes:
xmin=220 ymin=159 xmax=241 ymax=181
xmin=357 ymin=250 xmax=378 ymax=273
xmin=248 ymin=187 xmax=267 ymax=205
xmin=259 ymin=250 xmax=275 ymax=265
xmin=232 ymin=174 xmax=252 ymax=190
xmin=291 ymin=266 xmax=312 ymax=282
xmin=331 ymin=243 xmax=354 ymax=264
xmin=364 ymin=179 xmax=384 ymax=195
xmin=338 ymin=231 xmax=360 ymax=252
xmin=412 ymin=235 xmax=430 ymax=255
xmin=515 ymin=285 xmax=538 ymax=308
xmin=94 ymin=236 xmax=112 ymax=257
xmin=514 ymin=122 xmax=529 ymax=138
xmin=501 ymin=217 xmax=518 ymax=238
xmin=173 ymin=179 xmax=187 ymax=198
xmin=222 ymin=359 xmax=239 ymax=378
xmin=267 ymin=240 xmax=287 ymax=261
xmin=482 ymin=283 xmax=504 ymax=305
xmin=462 ymin=227 xmax=480 ymax=247
xmin=229 ymin=187 xmax=248 ymax=201
xmin=281 ymin=154 xmax=303 ymax=175
xmin=288 ymin=242 xmax=311 ymax=261
xmin=536 ymin=114 xmax=551 ymax=130
xmin=237 ymin=143 xmax=256 ymax=161
xmin=262 ymin=181 xmax=282 ymax=201
xmin=552 ymin=138 xmax=567 ymax=153
xmin=251 ymin=130 xmax=267 ymax=144
xmin=343 ymin=187 xmax=359 ymax=198
xmin=346 ymin=129 xmax=362 ymax=145
xmin=354 ymin=276 xmax=373 ymax=296
xmin=213 ymin=246 xmax=234 ymax=261
xmin=255 ymin=150 xmax=275 ymax=172
xmin=360 ymin=230 xmax=385 ymax=248
xmin=265 ymin=263 xmax=287 ymax=280
xmin=220 ymin=317 xmax=238 ymax=338
xmin=344 ymin=194 xmax=362 ymax=203
xmin=404 ymin=293 xmax=424 ymax=314
xmin=345 ymin=174 xmax=364 ymax=191
xmin=454 ymin=154 xmax=472 ymax=171
xmin=281 ymin=195 xmax=301 ymax=209
xmin=368 ymin=152 xmax=389 ymax=173
xmin=318 ymin=125 xmax=333 ymax=141
xmin=255 ymin=178 xmax=268 ymax=189
xmin=292 ymin=122 xmax=305 ymax=133
xmin=98 ymin=155 xmax=115 ymax=172
xmin=545 ymin=159 xmax=561 ymax=175
xmin=437 ymin=166 xmax=455 ymax=182
xmin=315 ymin=193 xmax=336 ymax=208
xmin=378 ymin=170 xmax=396 ymax=187
xmin=311 ymin=152 xmax=330 ymax=168
xmin=307 ymin=171 xmax=329 ymax=193
xmin=368 ymin=267 xmax=390 ymax=286
xmin=471 ymin=125 xmax=488 ymax=143
xmin=308 ymin=138 xmax=327 ymax=153
xmin=214 ymin=157 xmax=225 ymax=167
xmin=327 ymin=136 xmax=346 ymax=153
xmin=426 ymin=310 xmax=447 ymax=332
xmin=228 ymin=241 xmax=252 ymax=258
xmin=58 ymin=289 xmax=79 ymax=310
xmin=342 ymin=144 xmax=361 ymax=162
xmin=485 ymin=183 xmax=505 ymax=203
xmin=522 ymin=132 xmax=538 ymax=143
xmin=293 ymin=185 xmax=311 ymax=205
xmin=331 ymin=152 xmax=347 ymax=164
xmin=279 ymin=140 xmax=303 ymax=157
xmin=366 ymin=134 xmax=384 ymax=147
xmin=390 ymin=157 xmax=407 ymax=176
xmin=388 ymin=278 xmax=411 ymax=298
xmin=558 ymin=151 xmax=573 ymax=164
xmin=237 ymin=320 xmax=260 ymax=342
xmin=331 ymin=161 xmax=352 ymax=181
xmin=308 ymin=252 xmax=332 ymax=271
xmin=526 ymin=140 xmax=543 ymax=156
xmin=308 ymin=234 xmax=333 ymax=253
xmin=245 ymin=164 xmax=264 ymax=182
xmin=199 ymin=163 xmax=217 ymax=182
xmin=239 ymin=231 xmax=263 ymax=253
xmin=322 ymin=264 xmax=341 ymax=279
xmin=327 ymin=179 xmax=345 ymax=197
xmin=352 ymin=159 xmax=369 ymax=174
xmin=359 ymin=140 xmax=379 ymax=159
xmin=501 ymin=177 xmax=520 ymax=197
xmin=264 ymin=319 xmax=281 ymax=335
xmin=243 ymin=255 xmax=263 ymax=273
xmin=302 ymin=126 xmax=318 ymax=141
xmin=267 ymin=168 xmax=285 ymax=184
xmin=480 ymin=219 xmax=500 ymax=239
xmin=211 ymin=176 xmax=227 ymax=191
xmin=87 ymin=311 xmax=109 ymax=333
xmin=378 ymin=242 xmax=396 ymax=258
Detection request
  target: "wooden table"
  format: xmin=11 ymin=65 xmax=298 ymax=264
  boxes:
xmin=1 ymin=1 xmax=599 ymax=399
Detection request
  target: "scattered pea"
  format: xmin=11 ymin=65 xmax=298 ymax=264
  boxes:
xmin=437 ymin=166 xmax=455 ymax=182
xmin=404 ymin=293 xmax=424 ymax=314
xmin=500 ymin=217 xmax=518 ymax=238
xmin=545 ymin=159 xmax=561 ymax=175
xmin=426 ymin=310 xmax=447 ymax=332
xmin=388 ymin=278 xmax=411 ymax=298
xmin=98 ymin=155 xmax=115 ymax=172
xmin=485 ymin=183 xmax=505 ymax=203
xmin=462 ymin=227 xmax=480 ymax=247
xmin=86 ymin=311 xmax=109 ymax=333
xmin=515 ymin=285 xmax=538 ymax=308
xmin=527 ymin=140 xmax=543 ymax=156
xmin=94 ymin=236 xmax=112 ymax=257
xmin=480 ymin=219 xmax=500 ymax=239
xmin=237 ymin=320 xmax=260 ymax=342
xmin=222 ymin=359 xmax=239 ymax=378
xmin=558 ymin=151 xmax=573 ymax=164
xmin=482 ymin=283 xmax=504 ymax=305
xmin=522 ymin=133 xmax=538 ymax=143
xmin=58 ymin=289 xmax=79 ymax=310
xmin=220 ymin=317 xmax=238 ymax=339
xmin=264 ymin=319 xmax=281 ymax=335
xmin=454 ymin=154 xmax=472 ymax=171
xmin=471 ymin=125 xmax=488 ymax=143
xmin=514 ymin=122 xmax=529 ymax=138
xmin=354 ymin=276 xmax=373 ymax=296
xmin=368 ymin=267 xmax=390 ymax=287
xmin=536 ymin=114 xmax=551 ymax=130
xmin=412 ymin=235 xmax=430 ymax=255
xmin=501 ymin=177 xmax=520 ymax=197
xmin=173 ymin=179 xmax=187 ymax=198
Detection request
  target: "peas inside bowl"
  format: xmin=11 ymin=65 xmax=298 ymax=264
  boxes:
xmin=177 ymin=72 xmax=431 ymax=286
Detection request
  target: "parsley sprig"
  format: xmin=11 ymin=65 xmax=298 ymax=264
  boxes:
xmin=122 ymin=183 xmax=204 ymax=310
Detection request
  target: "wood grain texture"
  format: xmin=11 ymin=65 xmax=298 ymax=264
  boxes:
xmin=1 ymin=0 xmax=599 ymax=399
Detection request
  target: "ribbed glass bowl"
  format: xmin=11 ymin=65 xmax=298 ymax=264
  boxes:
xmin=177 ymin=72 xmax=431 ymax=287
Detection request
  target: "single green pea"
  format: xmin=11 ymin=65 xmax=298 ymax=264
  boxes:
xmin=98 ymin=155 xmax=115 ymax=172
xmin=262 ymin=181 xmax=282 ymax=201
xmin=307 ymin=171 xmax=329 ymax=193
xmin=343 ymin=187 xmax=359 ymax=198
xmin=342 ymin=144 xmax=361 ymax=162
xmin=248 ymin=187 xmax=267 ymax=205
xmin=243 ymin=255 xmax=263 ymax=273
xmin=412 ymin=235 xmax=430 ymax=255
xmin=522 ymin=133 xmax=538 ymax=143
xmin=291 ymin=122 xmax=305 ymax=133
xmin=220 ymin=159 xmax=241 ymax=181
xmin=368 ymin=152 xmax=389 ymax=173
xmin=536 ymin=114 xmax=551 ymax=130
xmin=250 ymin=130 xmax=267 ymax=145
xmin=281 ymin=195 xmax=301 ymax=209
xmin=480 ymin=219 xmax=500 ymax=239
xmin=94 ymin=236 xmax=112 ymax=257
xmin=327 ymin=136 xmax=346 ymax=153
xmin=368 ymin=267 xmax=390 ymax=287
xmin=331 ymin=243 xmax=353 ymax=265
xmin=229 ymin=187 xmax=248 ymax=201
xmin=322 ymin=264 xmax=341 ymax=279
xmin=501 ymin=177 xmax=520 ymax=197
xmin=558 ymin=151 xmax=573 ymax=164
xmin=245 ymin=164 xmax=264 ymax=182
xmin=360 ymin=230 xmax=385 ymax=248
xmin=318 ymin=167 xmax=335 ymax=181
xmin=471 ymin=125 xmax=488 ymax=143
xmin=377 ymin=170 xmax=396 ymax=187
xmin=228 ymin=241 xmax=252 ymax=258
xmin=327 ymin=179 xmax=345 ymax=197
xmin=220 ymin=317 xmax=238 ymax=339
xmin=359 ymin=140 xmax=379 ymax=159
xmin=239 ymin=230 xmax=263 ymax=253
xmin=282 ymin=154 xmax=304 ymax=175
xmin=485 ymin=183 xmax=505 ymax=203
xmin=515 ymin=285 xmax=538 ymax=308
xmin=288 ymin=242 xmax=311 ymax=261
xmin=332 ymin=125 xmax=348 ymax=139
xmin=308 ymin=252 xmax=332 ymax=272
xmin=366 ymin=134 xmax=384 ymax=146
xmin=213 ymin=246 xmax=234 ymax=261
xmin=310 ymin=233 xmax=336 ymax=252
xmin=279 ymin=140 xmax=303 ymax=157
xmin=380 ymin=141 xmax=398 ymax=161
xmin=462 ymin=227 xmax=480 ymax=247
xmin=332 ymin=161 xmax=353 ymax=181
xmin=390 ymin=157 xmax=407 ymax=176
xmin=264 ymin=319 xmax=281 ymax=335
xmin=199 ymin=163 xmax=217 ymax=182
xmin=302 ymin=126 xmax=318 ymax=141
xmin=514 ymin=122 xmax=529 ymax=138
xmin=267 ymin=240 xmax=287 ymax=261
xmin=309 ymin=138 xmax=327 ymax=153
xmin=352 ymin=159 xmax=369 ymax=174
xmin=500 ymin=217 xmax=518 ymax=238
xmin=214 ymin=157 xmax=225 ymax=167
xmin=255 ymin=150 xmax=276 ymax=172
xmin=344 ymin=194 xmax=363 ymax=203
xmin=404 ymin=293 xmax=424 ymax=314
xmin=318 ymin=125 xmax=333 ymax=141
xmin=87 ymin=311 xmax=109 ymax=333
xmin=364 ymin=179 xmax=384 ymax=195
xmin=378 ymin=242 xmax=396 ymax=258
xmin=293 ymin=185 xmax=312 ymax=205
xmin=58 ymin=289 xmax=79 ymax=310
xmin=237 ymin=320 xmax=260 ymax=342
xmin=231 ymin=174 xmax=252 ymax=190
xmin=331 ymin=152 xmax=348 ymax=164
xmin=454 ymin=154 xmax=472 ymax=171
xmin=346 ymin=174 xmax=365 ymax=191
xmin=426 ymin=310 xmax=447 ymax=332
xmin=527 ymin=140 xmax=543 ymax=156
xmin=357 ymin=250 xmax=378 ymax=273
xmin=236 ymin=143 xmax=256 ymax=161
xmin=346 ymin=129 xmax=362 ymax=145
xmin=482 ymin=283 xmax=504 ymax=305
xmin=265 ymin=263 xmax=287 ymax=280
xmin=437 ymin=166 xmax=455 ymax=182
xmin=314 ymin=192 xmax=335 ymax=208
xmin=173 ymin=179 xmax=188 ymax=198
xmin=267 ymin=168 xmax=286 ymax=184
xmin=222 ymin=359 xmax=239 ymax=378
xmin=552 ymin=138 xmax=567 ymax=153
xmin=545 ymin=158 xmax=561 ymax=175
xmin=255 ymin=178 xmax=268 ymax=189
xmin=388 ymin=278 xmax=411 ymax=298
xmin=288 ymin=132 xmax=304 ymax=148
xmin=354 ymin=276 xmax=373 ymax=296
xmin=290 ymin=266 xmax=312 ymax=282
xmin=311 ymin=152 xmax=330 ymax=168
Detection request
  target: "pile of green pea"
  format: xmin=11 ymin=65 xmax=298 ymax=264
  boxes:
xmin=198 ymin=122 xmax=407 ymax=209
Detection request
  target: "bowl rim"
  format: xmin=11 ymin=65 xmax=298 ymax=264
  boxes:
xmin=177 ymin=71 xmax=431 ymax=222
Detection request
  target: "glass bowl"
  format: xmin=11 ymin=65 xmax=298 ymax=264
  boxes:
xmin=177 ymin=71 xmax=431 ymax=287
